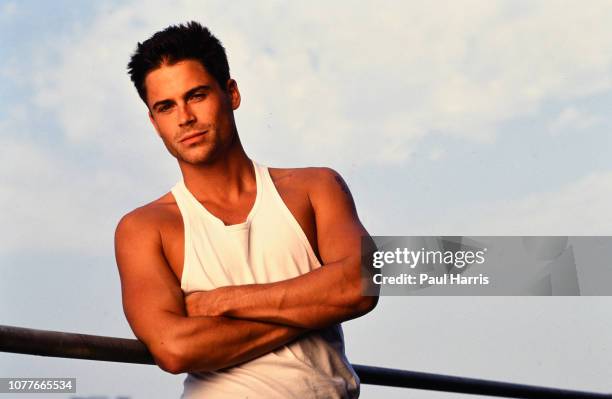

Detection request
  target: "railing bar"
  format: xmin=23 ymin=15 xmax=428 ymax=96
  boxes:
xmin=1 ymin=325 xmax=610 ymax=398
xmin=355 ymin=365 xmax=611 ymax=398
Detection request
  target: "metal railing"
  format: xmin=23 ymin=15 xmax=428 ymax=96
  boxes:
xmin=1 ymin=324 xmax=610 ymax=398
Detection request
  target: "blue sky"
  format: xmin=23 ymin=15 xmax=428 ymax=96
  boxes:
xmin=1 ymin=1 xmax=612 ymax=398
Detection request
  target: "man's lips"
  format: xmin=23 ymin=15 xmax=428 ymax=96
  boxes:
xmin=179 ymin=130 xmax=208 ymax=143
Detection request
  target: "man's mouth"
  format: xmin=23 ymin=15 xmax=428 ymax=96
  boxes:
xmin=180 ymin=130 xmax=208 ymax=143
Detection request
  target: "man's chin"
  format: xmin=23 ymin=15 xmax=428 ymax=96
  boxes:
xmin=177 ymin=152 xmax=216 ymax=166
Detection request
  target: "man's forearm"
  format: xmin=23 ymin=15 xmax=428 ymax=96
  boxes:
xmin=186 ymin=255 xmax=378 ymax=330
xmin=155 ymin=312 xmax=307 ymax=374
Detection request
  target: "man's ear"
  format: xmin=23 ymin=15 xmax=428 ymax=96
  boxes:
xmin=148 ymin=110 xmax=161 ymax=137
xmin=227 ymin=79 xmax=241 ymax=110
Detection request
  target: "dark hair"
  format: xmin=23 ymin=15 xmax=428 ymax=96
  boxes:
xmin=127 ymin=21 xmax=230 ymax=104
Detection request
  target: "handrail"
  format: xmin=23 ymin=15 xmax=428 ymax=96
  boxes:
xmin=1 ymin=324 xmax=610 ymax=398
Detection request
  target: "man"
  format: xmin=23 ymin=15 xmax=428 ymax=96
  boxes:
xmin=115 ymin=21 xmax=378 ymax=398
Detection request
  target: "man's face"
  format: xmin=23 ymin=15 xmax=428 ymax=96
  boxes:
xmin=145 ymin=59 xmax=240 ymax=165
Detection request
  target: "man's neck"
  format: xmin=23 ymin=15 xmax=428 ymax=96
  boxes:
xmin=179 ymin=146 xmax=255 ymax=203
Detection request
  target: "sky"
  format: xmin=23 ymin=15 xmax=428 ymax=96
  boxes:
xmin=1 ymin=1 xmax=612 ymax=398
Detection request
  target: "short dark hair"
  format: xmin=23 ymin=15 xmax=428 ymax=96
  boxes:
xmin=127 ymin=21 xmax=230 ymax=105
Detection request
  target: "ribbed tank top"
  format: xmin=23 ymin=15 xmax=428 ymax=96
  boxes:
xmin=170 ymin=159 xmax=360 ymax=399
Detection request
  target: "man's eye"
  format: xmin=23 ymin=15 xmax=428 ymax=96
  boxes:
xmin=191 ymin=93 xmax=207 ymax=100
xmin=158 ymin=104 xmax=173 ymax=112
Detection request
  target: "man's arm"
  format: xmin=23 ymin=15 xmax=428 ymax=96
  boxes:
xmin=114 ymin=210 xmax=307 ymax=375
xmin=185 ymin=167 xmax=379 ymax=329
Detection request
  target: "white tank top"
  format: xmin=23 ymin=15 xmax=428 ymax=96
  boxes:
xmin=170 ymin=159 xmax=360 ymax=399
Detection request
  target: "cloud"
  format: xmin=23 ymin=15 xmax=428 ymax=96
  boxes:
xmin=547 ymin=107 xmax=603 ymax=135
xmin=0 ymin=135 xmax=147 ymax=253
xmin=429 ymin=170 xmax=612 ymax=235
xmin=428 ymin=147 xmax=446 ymax=162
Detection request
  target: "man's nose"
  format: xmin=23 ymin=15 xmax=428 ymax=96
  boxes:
xmin=178 ymin=103 xmax=196 ymax=127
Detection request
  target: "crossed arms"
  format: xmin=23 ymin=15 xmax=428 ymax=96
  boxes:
xmin=114 ymin=168 xmax=378 ymax=375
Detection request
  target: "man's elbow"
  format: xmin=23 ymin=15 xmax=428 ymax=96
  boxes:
xmin=153 ymin=337 xmax=224 ymax=375
xmin=148 ymin=338 xmax=188 ymax=375
xmin=352 ymin=272 xmax=379 ymax=317
xmin=355 ymin=293 xmax=378 ymax=316
xmin=347 ymin=279 xmax=378 ymax=318
xmin=149 ymin=336 xmax=200 ymax=375
xmin=347 ymin=267 xmax=379 ymax=318
xmin=158 ymin=356 xmax=184 ymax=375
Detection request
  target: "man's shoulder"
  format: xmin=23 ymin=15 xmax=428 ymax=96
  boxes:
xmin=115 ymin=192 xmax=177 ymax=239
xmin=268 ymin=166 xmax=344 ymax=191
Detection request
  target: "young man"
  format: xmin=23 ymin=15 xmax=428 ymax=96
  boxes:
xmin=115 ymin=21 xmax=378 ymax=398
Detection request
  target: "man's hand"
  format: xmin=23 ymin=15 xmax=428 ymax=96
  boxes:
xmin=185 ymin=289 xmax=225 ymax=317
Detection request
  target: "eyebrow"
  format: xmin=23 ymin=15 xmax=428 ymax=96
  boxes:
xmin=151 ymin=85 xmax=212 ymax=111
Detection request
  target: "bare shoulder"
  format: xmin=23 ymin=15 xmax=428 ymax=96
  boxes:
xmin=114 ymin=192 xmax=177 ymax=243
xmin=268 ymin=166 xmax=350 ymax=194
xmin=267 ymin=166 xmax=356 ymax=220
